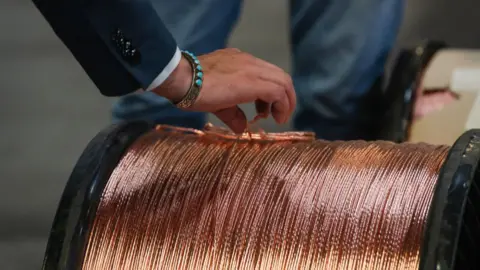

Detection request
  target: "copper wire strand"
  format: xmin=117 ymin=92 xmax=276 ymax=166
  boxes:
xmin=83 ymin=125 xmax=449 ymax=270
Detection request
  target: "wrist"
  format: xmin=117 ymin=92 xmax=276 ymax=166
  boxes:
xmin=152 ymin=55 xmax=192 ymax=103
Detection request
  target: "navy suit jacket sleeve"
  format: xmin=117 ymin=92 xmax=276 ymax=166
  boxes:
xmin=32 ymin=0 xmax=178 ymax=96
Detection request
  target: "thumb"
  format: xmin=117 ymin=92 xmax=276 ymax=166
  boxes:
xmin=214 ymin=106 xmax=247 ymax=134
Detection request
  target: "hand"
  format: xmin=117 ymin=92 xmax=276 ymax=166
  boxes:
xmin=152 ymin=48 xmax=296 ymax=133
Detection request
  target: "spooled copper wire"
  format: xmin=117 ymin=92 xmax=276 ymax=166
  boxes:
xmin=82 ymin=125 xmax=449 ymax=270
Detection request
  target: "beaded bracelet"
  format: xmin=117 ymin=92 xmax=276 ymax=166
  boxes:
xmin=174 ymin=50 xmax=204 ymax=109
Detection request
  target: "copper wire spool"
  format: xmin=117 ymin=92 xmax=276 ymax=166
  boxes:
xmin=43 ymin=121 xmax=480 ymax=269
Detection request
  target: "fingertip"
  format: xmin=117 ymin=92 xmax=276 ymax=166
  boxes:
xmin=234 ymin=108 xmax=248 ymax=133
xmin=284 ymin=75 xmax=296 ymax=115
xmin=273 ymin=90 xmax=293 ymax=124
xmin=215 ymin=106 xmax=247 ymax=134
xmin=231 ymin=118 xmax=247 ymax=134
xmin=272 ymin=101 xmax=288 ymax=124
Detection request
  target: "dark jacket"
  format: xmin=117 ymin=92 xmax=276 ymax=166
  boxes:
xmin=32 ymin=0 xmax=177 ymax=96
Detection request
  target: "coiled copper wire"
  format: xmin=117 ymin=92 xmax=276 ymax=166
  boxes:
xmin=82 ymin=125 xmax=449 ymax=270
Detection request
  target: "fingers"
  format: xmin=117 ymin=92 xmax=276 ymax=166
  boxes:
xmin=253 ymin=74 xmax=294 ymax=124
xmin=252 ymin=56 xmax=297 ymax=115
xmin=284 ymin=76 xmax=296 ymax=115
xmin=214 ymin=106 xmax=248 ymax=134
xmin=271 ymin=93 xmax=290 ymax=124
xmin=247 ymin=64 xmax=295 ymax=123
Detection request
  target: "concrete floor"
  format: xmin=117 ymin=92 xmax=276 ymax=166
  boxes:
xmin=0 ymin=0 xmax=478 ymax=269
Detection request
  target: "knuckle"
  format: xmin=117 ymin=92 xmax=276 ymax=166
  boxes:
xmin=238 ymin=68 xmax=251 ymax=78
xmin=225 ymin=48 xmax=242 ymax=54
xmin=285 ymin=75 xmax=293 ymax=86
xmin=283 ymin=74 xmax=293 ymax=89
xmin=265 ymin=89 xmax=283 ymax=102
xmin=239 ymin=51 xmax=253 ymax=60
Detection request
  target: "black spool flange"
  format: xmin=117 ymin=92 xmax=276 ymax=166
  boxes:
xmin=42 ymin=121 xmax=154 ymax=270
xmin=379 ymin=40 xmax=447 ymax=142
xmin=420 ymin=129 xmax=480 ymax=270
xmin=42 ymin=121 xmax=480 ymax=270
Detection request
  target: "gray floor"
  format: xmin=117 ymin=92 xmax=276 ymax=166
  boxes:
xmin=0 ymin=0 xmax=478 ymax=269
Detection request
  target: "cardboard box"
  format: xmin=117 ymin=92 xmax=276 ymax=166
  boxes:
xmin=409 ymin=49 xmax=480 ymax=145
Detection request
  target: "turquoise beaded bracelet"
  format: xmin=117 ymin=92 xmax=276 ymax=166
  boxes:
xmin=174 ymin=50 xmax=204 ymax=109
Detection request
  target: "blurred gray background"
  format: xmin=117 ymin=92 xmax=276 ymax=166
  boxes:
xmin=0 ymin=0 xmax=478 ymax=269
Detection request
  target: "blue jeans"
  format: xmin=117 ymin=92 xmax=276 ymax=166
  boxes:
xmin=112 ymin=0 xmax=404 ymax=140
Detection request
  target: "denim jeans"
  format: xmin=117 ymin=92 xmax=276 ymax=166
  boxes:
xmin=112 ymin=0 xmax=404 ymax=140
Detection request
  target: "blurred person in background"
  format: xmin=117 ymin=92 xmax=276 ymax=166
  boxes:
xmin=112 ymin=0 xmax=404 ymax=140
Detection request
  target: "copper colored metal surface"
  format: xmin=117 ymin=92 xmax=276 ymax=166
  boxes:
xmin=82 ymin=125 xmax=449 ymax=270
